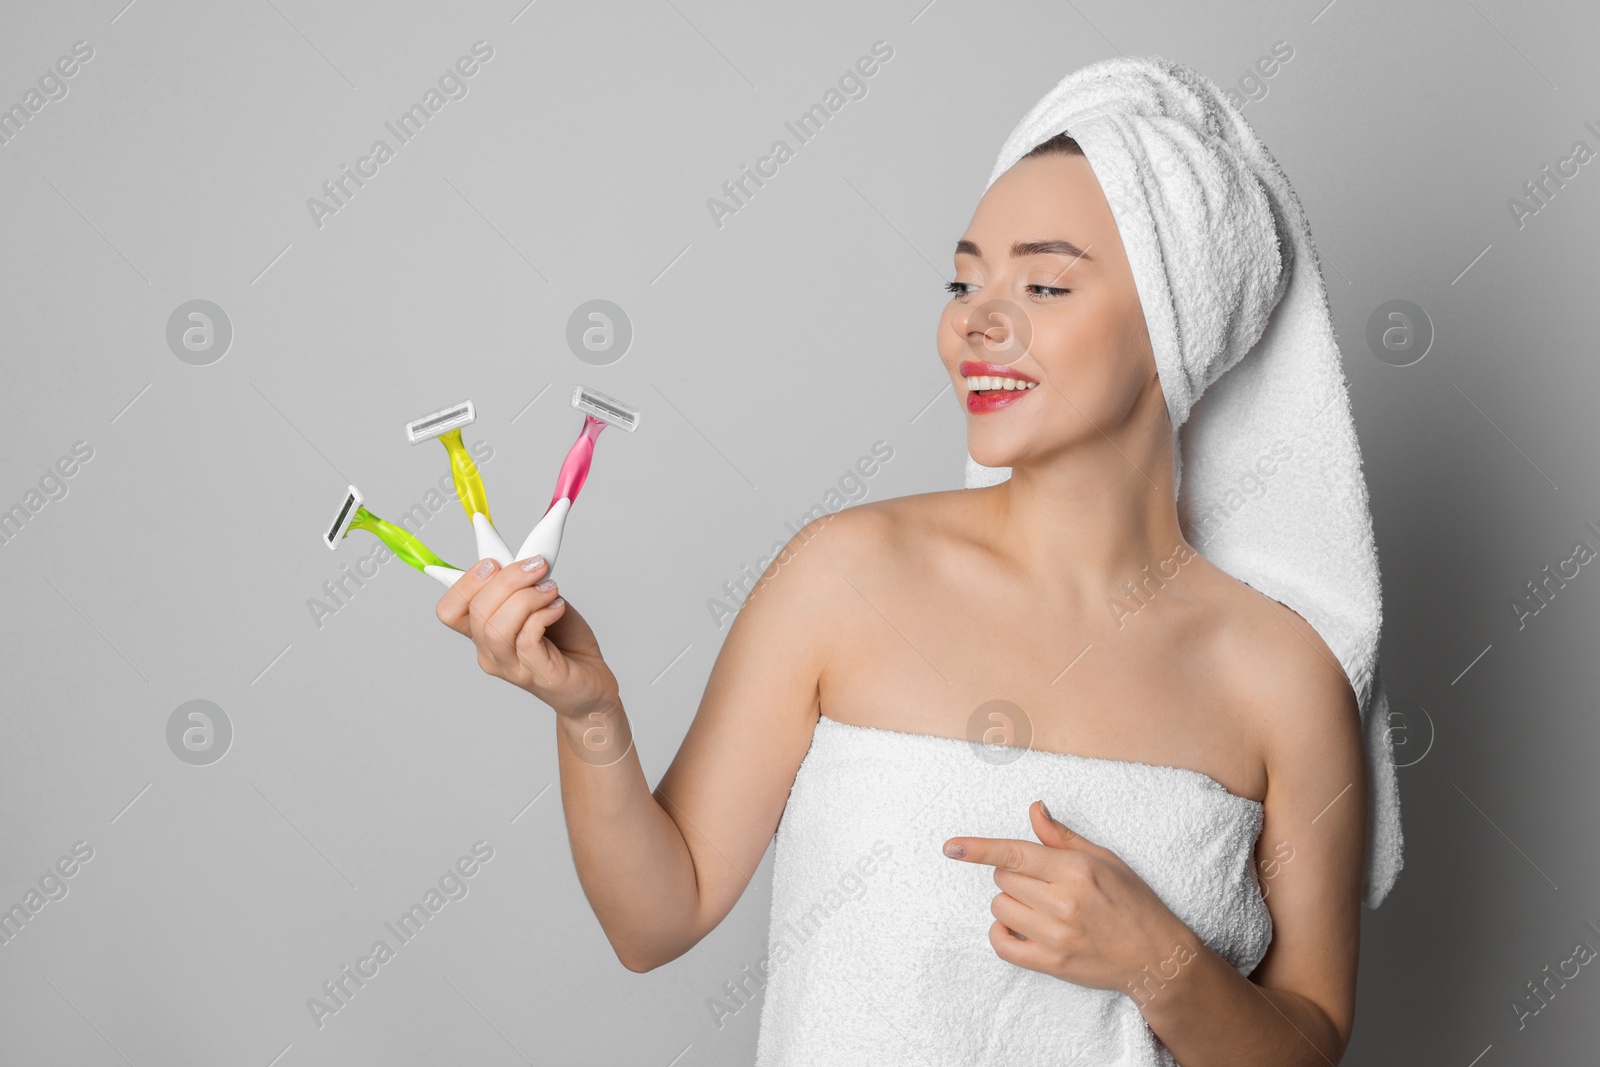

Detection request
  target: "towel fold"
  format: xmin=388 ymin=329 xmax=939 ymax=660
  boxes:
xmin=965 ymin=55 xmax=1401 ymax=909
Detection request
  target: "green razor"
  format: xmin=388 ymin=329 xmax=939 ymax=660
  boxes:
xmin=324 ymin=485 xmax=464 ymax=588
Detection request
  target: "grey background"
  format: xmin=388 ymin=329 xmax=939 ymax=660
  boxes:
xmin=1 ymin=0 xmax=1595 ymax=1063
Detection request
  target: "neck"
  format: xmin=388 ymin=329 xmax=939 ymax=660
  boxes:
xmin=974 ymin=407 xmax=1188 ymax=612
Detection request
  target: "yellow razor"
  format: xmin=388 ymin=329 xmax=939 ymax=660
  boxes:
xmin=404 ymin=400 xmax=514 ymax=566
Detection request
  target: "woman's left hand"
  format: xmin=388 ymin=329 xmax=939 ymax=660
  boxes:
xmin=943 ymin=801 xmax=1197 ymax=993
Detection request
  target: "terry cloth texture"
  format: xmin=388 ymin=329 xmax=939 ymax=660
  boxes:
xmin=754 ymin=716 xmax=1273 ymax=1066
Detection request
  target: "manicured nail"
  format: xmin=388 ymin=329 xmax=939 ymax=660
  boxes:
xmin=944 ymin=843 xmax=965 ymax=859
xmin=550 ymin=597 xmax=565 ymax=608
xmin=520 ymin=555 xmax=546 ymax=573
xmin=534 ymin=578 xmax=556 ymax=592
xmin=474 ymin=559 xmax=496 ymax=579
xmin=1039 ymin=800 xmax=1052 ymax=822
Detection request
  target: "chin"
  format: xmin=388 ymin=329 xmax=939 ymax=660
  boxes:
xmin=966 ymin=438 xmax=1022 ymax=470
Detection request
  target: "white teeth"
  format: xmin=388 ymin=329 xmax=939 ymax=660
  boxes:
xmin=964 ymin=375 xmax=1037 ymax=392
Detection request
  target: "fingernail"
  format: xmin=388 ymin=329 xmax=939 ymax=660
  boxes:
xmin=474 ymin=559 xmax=495 ymax=579
xmin=520 ymin=555 xmax=546 ymax=573
xmin=535 ymin=578 xmax=556 ymax=592
xmin=1039 ymin=800 xmax=1052 ymax=822
xmin=944 ymin=843 xmax=965 ymax=859
xmin=550 ymin=597 xmax=565 ymax=608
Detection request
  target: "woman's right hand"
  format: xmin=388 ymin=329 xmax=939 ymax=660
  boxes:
xmin=435 ymin=555 xmax=619 ymax=719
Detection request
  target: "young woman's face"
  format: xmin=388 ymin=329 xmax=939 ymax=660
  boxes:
xmin=939 ymin=151 xmax=1159 ymax=472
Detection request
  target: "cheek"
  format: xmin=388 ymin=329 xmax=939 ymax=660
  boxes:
xmin=1032 ymin=310 xmax=1107 ymax=381
xmin=1033 ymin=313 xmax=1148 ymax=419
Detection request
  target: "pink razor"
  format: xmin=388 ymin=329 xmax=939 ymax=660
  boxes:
xmin=515 ymin=385 xmax=640 ymax=574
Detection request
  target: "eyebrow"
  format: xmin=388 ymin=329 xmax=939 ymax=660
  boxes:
xmin=954 ymin=239 xmax=1094 ymax=263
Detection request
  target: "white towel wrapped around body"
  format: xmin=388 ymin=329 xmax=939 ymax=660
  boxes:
xmin=754 ymin=716 xmax=1272 ymax=1066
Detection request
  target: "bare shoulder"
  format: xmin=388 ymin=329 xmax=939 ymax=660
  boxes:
xmin=778 ymin=490 xmax=966 ymax=570
xmin=737 ymin=495 xmax=912 ymax=622
xmin=740 ymin=490 xmax=972 ymax=629
xmin=1205 ymin=568 xmax=1365 ymax=792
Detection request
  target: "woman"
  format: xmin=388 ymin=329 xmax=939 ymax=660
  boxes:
xmin=437 ymin=55 xmax=1395 ymax=1066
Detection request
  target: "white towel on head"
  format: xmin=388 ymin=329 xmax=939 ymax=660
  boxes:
xmin=964 ymin=55 xmax=1402 ymax=909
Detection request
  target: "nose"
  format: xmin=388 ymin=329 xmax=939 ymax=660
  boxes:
xmin=956 ymin=298 xmax=1032 ymax=365
xmin=971 ymin=314 xmax=1010 ymax=349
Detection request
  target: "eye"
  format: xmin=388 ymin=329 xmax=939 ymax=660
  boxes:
xmin=1027 ymin=285 xmax=1070 ymax=298
xmin=945 ymin=280 xmax=975 ymax=297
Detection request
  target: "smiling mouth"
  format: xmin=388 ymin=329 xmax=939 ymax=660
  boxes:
xmin=964 ymin=375 xmax=1039 ymax=396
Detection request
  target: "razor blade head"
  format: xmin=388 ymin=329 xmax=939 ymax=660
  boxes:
xmin=325 ymin=485 xmax=364 ymax=549
xmin=571 ymin=385 xmax=640 ymax=433
xmin=405 ymin=400 xmax=476 ymax=444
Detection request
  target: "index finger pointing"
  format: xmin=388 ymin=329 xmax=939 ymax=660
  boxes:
xmin=943 ymin=836 xmax=1053 ymax=877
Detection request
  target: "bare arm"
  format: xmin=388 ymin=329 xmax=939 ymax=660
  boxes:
xmin=438 ymin=517 xmax=845 ymax=972
xmin=1137 ymin=608 xmax=1368 ymax=1065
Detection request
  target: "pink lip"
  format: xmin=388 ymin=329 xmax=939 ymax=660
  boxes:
xmin=966 ymin=389 xmax=1032 ymax=414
